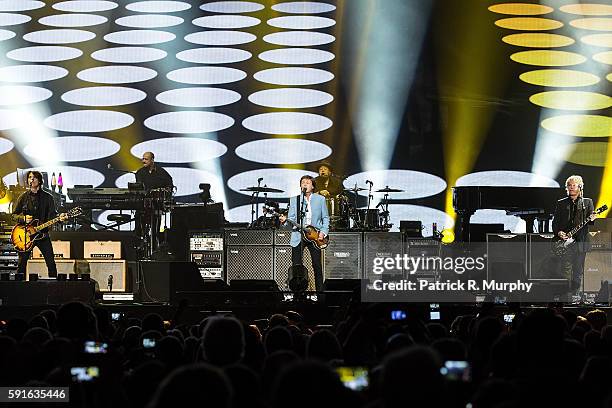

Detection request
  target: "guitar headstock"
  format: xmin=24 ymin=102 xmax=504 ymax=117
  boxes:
xmin=595 ymin=205 xmax=608 ymax=215
xmin=68 ymin=206 xmax=83 ymax=217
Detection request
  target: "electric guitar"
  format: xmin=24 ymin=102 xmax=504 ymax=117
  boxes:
xmin=11 ymin=207 xmax=82 ymax=252
xmin=271 ymin=209 xmax=330 ymax=250
xmin=551 ymin=204 xmax=607 ymax=256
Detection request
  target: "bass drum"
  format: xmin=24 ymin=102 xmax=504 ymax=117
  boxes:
xmin=357 ymin=209 xmax=380 ymax=230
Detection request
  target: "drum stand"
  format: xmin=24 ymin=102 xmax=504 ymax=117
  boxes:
xmin=364 ymin=181 xmax=374 ymax=229
xmin=379 ymin=193 xmax=392 ymax=229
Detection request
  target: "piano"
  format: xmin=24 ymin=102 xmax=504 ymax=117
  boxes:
xmin=68 ymin=187 xmax=146 ymax=210
xmin=452 ymin=186 xmax=564 ymax=242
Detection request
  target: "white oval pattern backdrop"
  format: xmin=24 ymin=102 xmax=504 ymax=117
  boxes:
xmin=0 ymin=1 xmax=543 ymax=232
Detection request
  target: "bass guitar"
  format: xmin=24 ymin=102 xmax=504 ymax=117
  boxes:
xmin=551 ymin=204 xmax=607 ymax=256
xmin=11 ymin=207 xmax=82 ymax=252
xmin=271 ymin=209 xmax=329 ymax=250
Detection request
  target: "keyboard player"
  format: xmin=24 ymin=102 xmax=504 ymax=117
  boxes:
xmin=135 ymin=152 xmax=173 ymax=253
xmin=135 ymin=151 xmax=173 ymax=191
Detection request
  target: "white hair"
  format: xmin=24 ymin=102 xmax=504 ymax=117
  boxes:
xmin=565 ymin=175 xmax=584 ymax=197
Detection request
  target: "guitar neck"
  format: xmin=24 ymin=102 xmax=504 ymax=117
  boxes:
xmin=34 ymin=216 xmax=62 ymax=232
xmin=284 ymin=217 xmax=303 ymax=231
xmin=568 ymin=209 xmax=600 ymax=238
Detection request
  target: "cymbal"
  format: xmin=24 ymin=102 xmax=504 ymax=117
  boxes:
xmin=376 ymin=186 xmax=404 ymax=193
xmin=344 ymin=187 xmax=367 ymax=192
xmin=240 ymin=186 xmax=284 ymax=193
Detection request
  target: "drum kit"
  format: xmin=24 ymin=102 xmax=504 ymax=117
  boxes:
xmin=328 ymin=185 xmax=404 ymax=231
xmin=240 ymin=180 xmax=405 ymax=232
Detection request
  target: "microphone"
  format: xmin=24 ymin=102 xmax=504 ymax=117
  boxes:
xmin=107 ymin=163 xmax=112 ymax=170
xmin=366 ymin=180 xmax=373 ymax=186
xmin=258 ymin=177 xmax=263 ymax=183
xmin=302 ymin=187 xmax=307 ymax=194
xmin=107 ymin=275 xmax=113 ymax=292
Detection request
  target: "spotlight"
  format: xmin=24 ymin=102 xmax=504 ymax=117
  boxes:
xmin=57 ymin=274 xmax=67 ymax=281
xmin=441 ymin=229 xmax=455 ymax=244
xmin=69 ymin=274 xmax=79 ymax=281
xmin=81 ymin=273 xmax=90 ymax=281
xmin=29 ymin=273 xmax=39 ymax=281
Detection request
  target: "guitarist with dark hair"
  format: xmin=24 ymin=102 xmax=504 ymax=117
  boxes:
xmin=12 ymin=170 xmax=68 ymax=277
xmin=552 ymin=175 xmax=596 ymax=298
xmin=279 ymin=175 xmax=330 ymax=292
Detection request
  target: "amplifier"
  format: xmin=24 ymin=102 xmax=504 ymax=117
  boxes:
xmin=274 ymin=230 xmax=292 ymax=246
xmin=189 ymin=231 xmax=223 ymax=251
xmin=589 ymin=231 xmax=611 ymax=250
xmin=594 ymin=218 xmax=612 ymax=233
xmin=33 ymin=240 xmax=70 ymax=259
xmin=27 ymin=259 xmax=76 ymax=278
xmin=529 ymin=233 xmax=567 ymax=281
xmin=86 ymin=260 xmax=127 ymax=292
xmin=226 ymin=245 xmax=274 ymax=281
xmin=404 ymin=238 xmax=440 ymax=276
xmin=84 ymin=241 xmax=121 ymax=259
xmin=225 ymin=229 xmax=273 ymax=246
xmin=324 ymin=232 xmax=362 ymax=280
xmin=274 ymin=246 xmax=316 ymax=291
xmin=364 ymin=232 xmax=403 ymax=281
xmin=583 ymin=251 xmax=612 ymax=292
xmin=190 ymin=251 xmax=223 ymax=280
xmin=486 ymin=233 xmax=527 ymax=282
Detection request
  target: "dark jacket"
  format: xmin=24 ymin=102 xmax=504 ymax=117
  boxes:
xmin=12 ymin=189 xmax=57 ymax=233
xmin=314 ymin=175 xmax=343 ymax=198
xmin=552 ymin=196 xmax=594 ymax=252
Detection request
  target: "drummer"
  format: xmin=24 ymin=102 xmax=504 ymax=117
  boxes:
xmin=314 ymin=160 xmax=343 ymax=198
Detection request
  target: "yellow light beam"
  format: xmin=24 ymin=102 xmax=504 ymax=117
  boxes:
xmin=439 ymin=3 xmax=514 ymax=218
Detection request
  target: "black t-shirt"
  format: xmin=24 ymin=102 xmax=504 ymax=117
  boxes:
xmin=135 ymin=165 xmax=173 ymax=191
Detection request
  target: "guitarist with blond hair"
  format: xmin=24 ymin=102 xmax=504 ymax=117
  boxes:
xmin=12 ymin=170 xmax=67 ymax=277
xmin=552 ymin=175 xmax=596 ymax=298
xmin=280 ymin=175 xmax=330 ymax=292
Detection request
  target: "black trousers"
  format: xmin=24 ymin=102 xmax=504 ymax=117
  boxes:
xmin=570 ymin=249 xmax=587 ymax=292
xmin=17 ymin=236 xmax=57 ymax=277
xmin=292 ymin=240 xmax=324 ymax=291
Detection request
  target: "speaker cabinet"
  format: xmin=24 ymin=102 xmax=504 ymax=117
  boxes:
xmin=225 ymin=229 xmax=273 ymax=246
xmin=274 ymin=230 xmax=292 ymax=246
xmin=87 ymin=260 xmax=126 ymax=292
xmin=589 ymin=231 xmax=612 ymax=250
xmin=583 ymin=251 xmax=612 ymax=292
xmin=135 ymin=261 xmax=202 ymax=303
xmin=33 ymin=241 xmax=70 ymax=259
xmin=26 ymin=259 xmax=75 ymax=278
xmin=486 ymin=233 xmax=527 ymax=282
xmin=324 ymin=232 xmax=362 ymax=280
xmin=274 ymin=246 xmax=316 ymax=291
xmin=364 ymin=232 xmax=403 ymax=282
xmin=226 ymin=246 xmax=274 ymax=281
xmin=529 ymin=234 xmax=567 ymax=281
